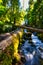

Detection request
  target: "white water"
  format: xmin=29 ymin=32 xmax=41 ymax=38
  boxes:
xmin=21 ymin=32 xmax=43 ymax=65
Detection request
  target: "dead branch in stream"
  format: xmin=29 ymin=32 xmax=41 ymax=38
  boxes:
xmin=15 ymin=25 xmax=43 ymax=33
xmin=0 ymin=25 xmax=43 ymax=52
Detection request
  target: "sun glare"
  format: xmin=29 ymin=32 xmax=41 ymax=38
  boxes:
xmin=20 ymin=0 xmax=29 ymax=10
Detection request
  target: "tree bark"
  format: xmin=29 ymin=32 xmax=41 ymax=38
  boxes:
xmin=15 ymin=25 xmax=43 ymax=33
xmin=0 ymin=36 xmax=12 ymax=51
xmin=0 ymin=29 xmax=23 ymax=52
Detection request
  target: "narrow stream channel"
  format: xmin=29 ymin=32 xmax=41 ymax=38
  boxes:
xmin=20 ymin=29 xmax=43 ymax=65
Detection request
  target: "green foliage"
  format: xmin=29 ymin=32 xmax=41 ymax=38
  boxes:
xmin=26 ymin=0 xmax=43 ymax=40
xmin=27 ymin=0 xmax=43 ymax=28
xmin=0 ymin=5 xmax=6 ymax=17
xmin=0 ymin=0 xmax=43 ymax=65
xmin=15 ymin=10 xmax=26 ymax=25
xmin=0 ymin=0 xmax=25 ymax=33
xmin=0 ymin=0 xmax=2 ymax=3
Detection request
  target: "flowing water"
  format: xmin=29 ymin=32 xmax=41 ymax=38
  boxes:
xmin=20 ymin=29 xmax=43 ymax=65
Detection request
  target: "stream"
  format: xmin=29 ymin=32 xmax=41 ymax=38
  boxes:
xmin=20 ymin=29 xmax=43 ymax=65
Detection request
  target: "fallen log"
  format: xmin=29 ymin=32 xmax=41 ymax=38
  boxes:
xmin=0 ymin=36 xmax=12 ymax=51
xmin=15 ymin=25 xmax=43 ymax=33
xmin=0 ymin=33 xmax=11 ymax=41
xmin=0 ymin=29 xmax=23 ymax=52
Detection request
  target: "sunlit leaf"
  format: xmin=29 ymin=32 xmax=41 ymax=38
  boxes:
xmin=0 ymin=0 xmax=2 ymax=3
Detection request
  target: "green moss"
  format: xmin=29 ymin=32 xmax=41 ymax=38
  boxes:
xmin=38 ymin=33 xmax=43 ymax=42
xmin=0 ymin=44 xmax=14 ymax=65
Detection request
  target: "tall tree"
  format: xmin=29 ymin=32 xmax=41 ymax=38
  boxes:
xmin=0 ymin=0 xmax=25 ymax=32
xmin=27 ymin=0 xmax=43 ymax=29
